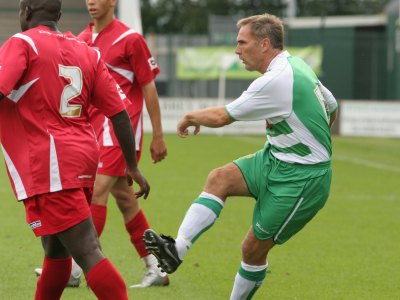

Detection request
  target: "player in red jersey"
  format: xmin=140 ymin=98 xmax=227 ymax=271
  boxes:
xmin=78 ymin=0 xmax=167 ymax=288
xmin=0 ymin=0 xmax=150 ymax=299
xmin=33 ymin=0 xmax=168 ymax=288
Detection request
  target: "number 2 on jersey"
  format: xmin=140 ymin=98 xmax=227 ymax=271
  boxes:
xmin=58 ymin=65 xmax=83 ymax=117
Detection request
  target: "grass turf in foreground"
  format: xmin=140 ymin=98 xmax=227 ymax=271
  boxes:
xmin=0 ymin=134 xmax=399 ymax=299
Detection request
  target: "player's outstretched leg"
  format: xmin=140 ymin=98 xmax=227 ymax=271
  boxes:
xmin=143 ymin=229 xmax=182 ymax=274
xmin=143 ymin=191 xmax=225 ymax=274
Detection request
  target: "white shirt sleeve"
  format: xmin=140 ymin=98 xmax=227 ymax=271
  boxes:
xmin=225 ymin=66 xmax=293 ymax=122
xmin=318 ymin=81 xmax=338 ymax=114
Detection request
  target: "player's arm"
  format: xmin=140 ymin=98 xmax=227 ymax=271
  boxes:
xmin=177 ymin=106 xmax=234 ymax=137
xmin=0 ymin=37 xmax=29 ymax=103
xmin=92 ymin=58 xmax=150 ymax=198
xmin=319 ymin=81 xmax=338 ymax=128
xmin=142 ymin=80 xmax=167 ymax=163
xmin=329 ymin=110 xmax=337 ymax=128
xmin=109 ymin=109 xmax=150 ymax=199
xmin=109 ymin=110 xmax=137 ymax=170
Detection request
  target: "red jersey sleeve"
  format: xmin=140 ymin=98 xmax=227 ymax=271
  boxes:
xmin=0 ymin=36 xmax=30 ymax=96
xmin=127 ymin=35 xmax=160 ymax=87
xmin=91 ymin=59 xmax=127 ymax=118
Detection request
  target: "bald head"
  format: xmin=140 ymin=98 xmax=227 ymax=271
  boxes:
xmin=21 ymin=0 xmax=61 ymax=13
xmin=19 ymin=0 xmax=62 ymax=31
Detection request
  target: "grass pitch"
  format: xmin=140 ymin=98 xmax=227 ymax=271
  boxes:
xmin=0 ymin=134 xmax=399 ymax=299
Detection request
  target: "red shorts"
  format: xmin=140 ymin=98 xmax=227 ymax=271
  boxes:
xmin=97 ymin=145 xmax=141 ymax=177
xmin=23 ymin=188 xmax=93 ymax=237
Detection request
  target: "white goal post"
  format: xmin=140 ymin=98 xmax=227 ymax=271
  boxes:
xmin=118 ymin=0 xmax=143 ymax=35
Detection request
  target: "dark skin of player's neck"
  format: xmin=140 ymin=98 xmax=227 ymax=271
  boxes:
xmin=31 ymin=20 xmax=60 ymax=33
xmin=23 ymin=9 xmax=62 ymax=33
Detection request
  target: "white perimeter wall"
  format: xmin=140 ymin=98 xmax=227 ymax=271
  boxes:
xmin=143 ymin=98 xmax=266 ymax=136
xmin=143 ymin=98 xmax=400 ymax=138
xmin=339 ymin=100 xmax=400 ymax=138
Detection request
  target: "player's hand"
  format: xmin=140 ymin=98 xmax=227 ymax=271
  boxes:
xmin=125 ymin=167 xmax=150 ymax=199
xmin=150 ymin=136 xmax=167 ymax=163
xmin=177 ymin=117 xmax=200 ymax=138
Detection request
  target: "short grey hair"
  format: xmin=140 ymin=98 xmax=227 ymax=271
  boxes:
xmin=237 ymin=14 xmax=284 ymax=50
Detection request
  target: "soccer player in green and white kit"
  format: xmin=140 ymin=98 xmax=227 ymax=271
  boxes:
xmin=144 ymin=13 xmax=338 ymax=299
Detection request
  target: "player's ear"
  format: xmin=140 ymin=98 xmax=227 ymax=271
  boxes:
xmin=25 ymin=6 xmax=33 ymax=21
xmin=57 ymin=10 xmax=62 ymax=21
xmin=259 ymin=38 xmax=270 ymax=52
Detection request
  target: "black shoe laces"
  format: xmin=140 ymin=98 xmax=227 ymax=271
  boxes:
xmin=160 ymin=234 xmax=176 ymax=244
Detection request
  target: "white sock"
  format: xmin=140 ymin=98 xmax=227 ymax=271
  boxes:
xmin=142 ymin=254 xmax=167 ymax=277
xmin=71 ymin=258 xmax=82 ymax=277
xmin=175 ymin=192 xmax=224 ymax=260
xmin=230 ymin=262 xmax=268 ymax=300
xmin=175 ymin=236 xmax=192 ymax=260
xmin=142 ymin=254 xmax=158 ymax=268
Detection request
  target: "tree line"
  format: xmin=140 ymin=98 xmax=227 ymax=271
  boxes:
xmin=140 ymin=0 xmax=390 ymax=34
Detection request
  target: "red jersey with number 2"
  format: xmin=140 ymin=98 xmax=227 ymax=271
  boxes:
xmin=0 ymin=26 xmax=127 ymax=200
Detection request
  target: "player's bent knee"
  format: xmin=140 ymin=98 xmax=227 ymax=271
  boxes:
xmin=206 ymin=166 xmax=232 ymax=189
xmin=112 ymin=190 xmax=135 ymax=203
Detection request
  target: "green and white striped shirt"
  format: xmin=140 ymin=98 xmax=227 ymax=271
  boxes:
xmin=226 ymin=51 xmax=337 ymax=165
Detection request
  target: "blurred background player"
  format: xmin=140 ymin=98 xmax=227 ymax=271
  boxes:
xmin=144 ymin=13 xmax=337 ymax=299
xmin=80 ymin=0 xmax=168 ymax=288
xmin=34 ymin=0 xmax=168 ymax=288
xmin=0 ymin=0 xmax=150 ymax=299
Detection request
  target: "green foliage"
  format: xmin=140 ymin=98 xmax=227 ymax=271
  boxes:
xmin=141 ymin=0 xmax=284 ymax=34
xmin=297 ymin=0 xmax=391 ymax=16
xmin=0 ymin=134 xmax=399 ymax=299
xmin=141 ymin=0 xmax=391 ymax=34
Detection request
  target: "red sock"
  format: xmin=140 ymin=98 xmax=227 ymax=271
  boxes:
xmin=35 ymin=256 xmax=72 ymax=300
xmin=91 ymin=204 xmax=107 ymax=237
xmin=86 ymin=258 xmax=128 ymax=300
xmin=125 ymin=209 xmax=150 ymax=258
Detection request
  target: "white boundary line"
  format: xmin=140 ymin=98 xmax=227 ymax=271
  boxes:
xmin=334 ymin=155 xmax=400 ymax=173
xmin=230 ymin=137 xmax=400 ymax=173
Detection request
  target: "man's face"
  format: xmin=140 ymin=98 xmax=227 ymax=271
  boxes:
xmin=235 ymin=24 xmax=266 ymax=73
xmin=85 ymin=0 xmax=115 ymax=20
